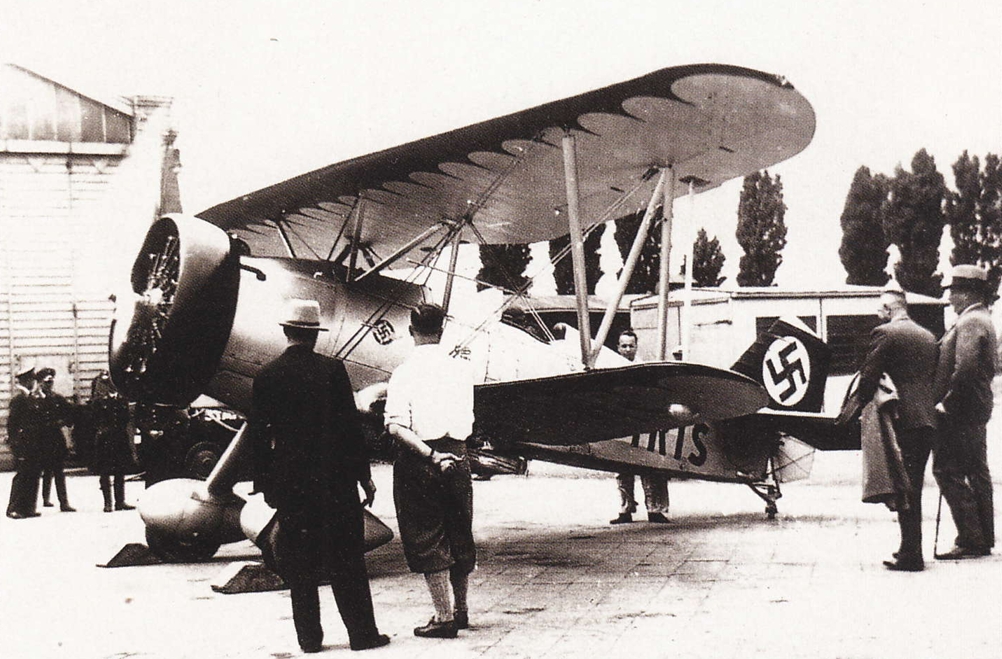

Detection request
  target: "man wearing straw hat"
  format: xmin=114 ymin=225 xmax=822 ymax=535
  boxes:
xmin=248 ymin=298 xmax=389 ymax=653
xmin=933 ymin=264 xmax=998 ymax=560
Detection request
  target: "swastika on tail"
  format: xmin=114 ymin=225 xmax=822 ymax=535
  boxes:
xmin=761 ymin=336 xmax=811 ymax=406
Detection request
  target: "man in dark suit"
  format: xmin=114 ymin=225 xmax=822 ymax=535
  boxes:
xmin=248 ymin=299 xmax=389 ymax=653
xmin=933 ymin=264 xmax=998 ymax=560
xmin=842 ymin=287 xmax=938 ymax=571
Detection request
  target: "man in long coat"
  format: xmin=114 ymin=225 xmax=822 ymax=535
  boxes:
xmin=842 ymin=288 xmax=938 ymax=571
xmin=6 ymin=365 xmax=41 ymax=518
xmin=249 ymin=299 xmax=389 ymax=653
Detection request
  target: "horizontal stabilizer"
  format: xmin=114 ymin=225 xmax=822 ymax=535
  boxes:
xmin=476 ymin=362 xmax=767 ymax=446
xmin=731 ymin=409 xmax=858 ymax=451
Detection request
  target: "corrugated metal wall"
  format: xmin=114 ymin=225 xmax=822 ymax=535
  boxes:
xmin=1 ymin=154 xmax=120 ymax=406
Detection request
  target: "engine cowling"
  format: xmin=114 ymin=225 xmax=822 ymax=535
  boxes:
xmin=110 ymin=215 xmax=240 ymax=406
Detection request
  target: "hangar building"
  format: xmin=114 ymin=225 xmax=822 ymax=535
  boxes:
xmin=1 ymin=63 xmax=176 ymax=439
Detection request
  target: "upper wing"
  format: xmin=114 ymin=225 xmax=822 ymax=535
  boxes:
xmin=474 ymin=362 xmax=768 ymax=446
xmin=198 ymin=64 xmax=815 ymax=262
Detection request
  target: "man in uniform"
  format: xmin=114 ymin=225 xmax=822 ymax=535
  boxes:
xmin=386 ymin=303 xmax=476 ymax=639
xmin=35 ymin=367 xmax=75 ymax=512
xmin=6 ymin=364 xmax=41 ymax=519
xmin=248 ymin=299 xmax=389 ymax=653
xmin=933 ymin=264 xmax=998 ymax=559
xmin=610 ymin=329 xmax=671 ymax=525
xmin=841 ymin=287 xmax=938 ymax=571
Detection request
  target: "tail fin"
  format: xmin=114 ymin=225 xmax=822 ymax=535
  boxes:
xmin=731 ymin=317 xmax=830 ymax=413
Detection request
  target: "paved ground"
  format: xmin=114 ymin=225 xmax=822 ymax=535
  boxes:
xmin=2 ymin=445 xmax=1001 ymax=659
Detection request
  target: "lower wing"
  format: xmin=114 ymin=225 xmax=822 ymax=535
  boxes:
xmin=475 ymin=362 xmax=768 ymax=446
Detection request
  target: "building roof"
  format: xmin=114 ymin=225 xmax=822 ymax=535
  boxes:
xmin=4 ymin=63 xmax=134 ymax=116
xmin=631 ymin=285 xmax=946 ymax=310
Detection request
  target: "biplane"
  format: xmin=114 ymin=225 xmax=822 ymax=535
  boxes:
xmin=108 ymin=63 xmax=846 ymax=562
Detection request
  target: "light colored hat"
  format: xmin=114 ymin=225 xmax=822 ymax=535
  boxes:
xmin=944 ymin=264 xmax=988 ymax=290
xmin=15 ymin=359 xmax=35 ymax=378
xmin=279 ymin=299 xmax=328 ymax=331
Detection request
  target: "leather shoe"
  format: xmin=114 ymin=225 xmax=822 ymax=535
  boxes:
xmin=414 ymin=617 xmax=457 ymax=638
xmin=43 ymin=501 xmax=54 ymax=507
xmin=6 ymin=511 xmax=26 ymax=519
xmin=883 ymin=557 xmax=924 ymax=572
xmin=300 ymin=642 xmax=322 ymax=653
xmin=453 ymin=610 xmax=469 ymax=630
xmin=648 ymin=512 xmax=671 ymax=524
xmin=936 ymin=545 xmax=983 ymax=560
xmin=60 ymin=506 xmax=76 ymax=513
xmin=609 ymin=513 xmax=633 ymax=525
xmin=351 ymin=633 xmax=390 ymax=651
xmin=115 ymin=503 xmax=136 ymax=511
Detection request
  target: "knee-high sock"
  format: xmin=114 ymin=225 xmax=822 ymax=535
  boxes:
xmin=450 ymin=566 xmax=469 ymax=614
xmin=424 ymin=570 xmax=454 ymax=622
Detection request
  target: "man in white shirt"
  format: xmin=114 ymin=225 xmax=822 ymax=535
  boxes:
xmin=385 ymin=303 xmax=476 ymax=639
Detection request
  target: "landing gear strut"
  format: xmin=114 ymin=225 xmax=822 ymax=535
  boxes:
xmin=745 ymin=458 xmax=783 ymax=519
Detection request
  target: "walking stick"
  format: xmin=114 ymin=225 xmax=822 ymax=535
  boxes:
xmin=933 ymin=491 xmax=943 ymax=558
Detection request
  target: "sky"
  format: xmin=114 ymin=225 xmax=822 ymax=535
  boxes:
xmin=2 ymin=0 xmax=1000 ymax=292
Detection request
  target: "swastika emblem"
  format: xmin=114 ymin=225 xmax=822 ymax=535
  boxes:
xmin=761 ymin=336 xmax=811 ymax=406
xmin=371 ymin=319 xmax=396 ymax=345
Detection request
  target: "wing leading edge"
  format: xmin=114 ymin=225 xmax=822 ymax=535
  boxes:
xmin=475 ymin=362 xmax=768 ymax=446
xmin=198 ymin=64 xmax=815 ymax=262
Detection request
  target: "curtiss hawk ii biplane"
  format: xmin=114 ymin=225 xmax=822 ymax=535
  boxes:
xmin=108 ymin=63 xmax=844 ymax=563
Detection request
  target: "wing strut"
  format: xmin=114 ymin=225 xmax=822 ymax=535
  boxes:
xmin=590 ymin=167 xmax=671 ymax=365
xmin=353 ymin=222 xmax=448 ymax=283
xmin=347 ymin=198 xmax=366 ymax=280
xmin=656 ymin=170 xmax=677 ymax=361
xmin=441 ymin=226 xmax=462 ymax=314
xmin=561 ymin=131 xmax=592 ymax=368
xmin=677 ymin=176 xmax=709 ymax=358
xmin=274 ymin=220 xmax=296 ymax=259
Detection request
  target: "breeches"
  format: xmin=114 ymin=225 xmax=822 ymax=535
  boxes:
xmin=393 ymin=438 xmax=476 ymax=575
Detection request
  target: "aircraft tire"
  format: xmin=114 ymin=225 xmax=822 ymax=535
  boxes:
xmin=183 ymin=441 xmax=223 ymax=481
xmin=146 ymin=526 xmax=221 ymax=563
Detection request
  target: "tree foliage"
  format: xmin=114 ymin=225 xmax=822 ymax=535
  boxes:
xmin=736 ymin=170 xmax=786 ymax=286
xmin=881 ymin=149 xmax=947 ymax=297
xmin=946 ymin=151 xmax=1002 ymax=298
xmin=690 ymin=228 xmax=726 ymax=287
xmin=476 ymin=243 xmax=532 ymax=293
xmin=548 ymin=224 xmax=604 ymax=295
xmin=613 ymin=207 xmax=664 ymax=294
xmin=838 ymin=166 xmax=890 ymax=285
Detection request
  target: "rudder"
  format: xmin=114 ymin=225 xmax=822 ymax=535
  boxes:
xmin=731 ymin=317 xmax=830 ymax=413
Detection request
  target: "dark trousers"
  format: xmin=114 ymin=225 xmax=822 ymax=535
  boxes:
xmin=895 ymin=427 xmax=933 ymax=560
xmin=41 ymin=462 xmax=69 ymax=506
xmin=6 ymin=457 xmax=42 ymax=515
xmin=276 ymin=509 xmax=380 ymax=650
xmin=933 ymin=421 xmax=994 ymax=549
xmin=99 ymin=473 xmax=127 ymax=508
